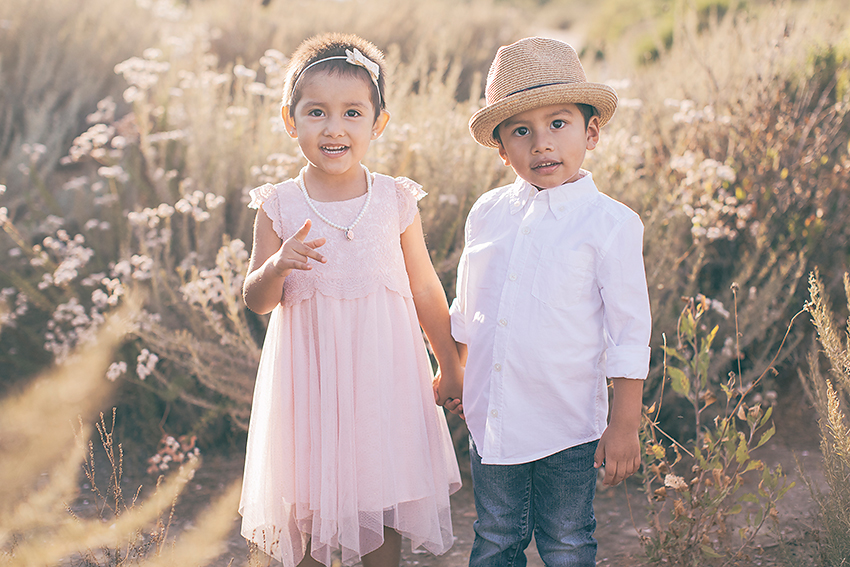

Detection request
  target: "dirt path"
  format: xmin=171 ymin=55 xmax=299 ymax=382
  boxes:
xmin=159 ymin=411 xmax=821 ymax=567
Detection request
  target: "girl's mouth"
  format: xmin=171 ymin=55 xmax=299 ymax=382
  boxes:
xmin=321 ymin=145 xmax=348 ymax=155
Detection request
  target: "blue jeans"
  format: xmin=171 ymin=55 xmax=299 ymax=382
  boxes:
xmin=468 ymin=438 xmax=598 ymax=567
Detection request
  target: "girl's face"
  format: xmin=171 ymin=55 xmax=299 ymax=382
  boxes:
xmin=283 ymin=70 xmax=389 ymax=186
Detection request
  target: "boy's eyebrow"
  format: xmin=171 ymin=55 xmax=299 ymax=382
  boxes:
xmin=501 ymin=105 xmax=577 ymax=127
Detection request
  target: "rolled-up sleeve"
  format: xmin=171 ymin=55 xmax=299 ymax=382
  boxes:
xmin=450 ymin=217 xmax=471 ymax=344
xmin=598 ymin=213 xmax=652 ymax=379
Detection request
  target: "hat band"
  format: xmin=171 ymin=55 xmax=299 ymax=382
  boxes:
xmin=504 ymin=81 xmax=575 ymax=99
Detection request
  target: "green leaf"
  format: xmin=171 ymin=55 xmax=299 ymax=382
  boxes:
xmin=778 ymin=481 xmax=796 ymax=499
xmin=700 ymin=544 xmax=724 ymax=558
xmin=726 ymin=504 xmax=743 ymax=515
xmin=701 ymin=325 xmax=719 ymax=354
xmin=759 ymin=406 xmax=774 ymax=428
xmin=662 ymin=345 xmax=687 ymax=363
xmin=741 ymin=493 xmax=760 ymax=504
xmin=668 ymin=367 xmax=690 ymax=397
xmin=756 ymin=424 xmax=776 ymax=449
xmin=736 ymin=432 xmax=749 ymax=464
xmin=681 ymin=311 xmax=696 ymax=338
xmin=698 ymin=351 xmax=710 ymax=388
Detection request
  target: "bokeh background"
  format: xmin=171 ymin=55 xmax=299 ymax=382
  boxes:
xmin=1 ymin=0 xmax=849 ymax=565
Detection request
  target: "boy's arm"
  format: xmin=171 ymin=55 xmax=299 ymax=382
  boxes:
xmin=594 ymin=377 xmax=643 ymax=486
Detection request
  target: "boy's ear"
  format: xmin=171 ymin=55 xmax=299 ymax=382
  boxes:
xmin=497 ymin=141 xmax=512 ymax=167
xmin=585 ymin=115 xmax=600 ymax=150
xmin=281 ymin=106 xmax=297 ymax=138
xmin=371 ymin=109 xmax=391 ymax=139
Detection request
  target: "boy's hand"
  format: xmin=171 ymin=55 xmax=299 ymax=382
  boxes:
xmin=443 ymin=398 xmax=464 ymax=419
xmin=594 ymin=421 xmax=640 ymax=486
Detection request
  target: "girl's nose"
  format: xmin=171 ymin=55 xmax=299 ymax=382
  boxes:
xmin=323 ymin=116 xmax=344 ymax=137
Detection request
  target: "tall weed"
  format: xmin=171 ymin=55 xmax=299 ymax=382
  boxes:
xmin=799 ymin=271 xmax=850 ymax=565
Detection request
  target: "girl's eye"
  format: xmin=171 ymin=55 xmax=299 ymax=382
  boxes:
xmin=345 ymin=109 xmax=361 ymax=118
xmin=552 ymin=119 xmax=565 ymax=129
xmin=307 ymin=109 xmax=324 ymax=117
xmin=514 ymin=126 xmax=529 ymax=137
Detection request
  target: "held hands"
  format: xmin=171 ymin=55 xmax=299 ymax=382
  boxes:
xmin=271 ymin=219 xmax=326 ymax=276
xmin=433 ymin=366 xmax=464 ymax=419
xmin=594 ymin=421 xmax=641 ymax=486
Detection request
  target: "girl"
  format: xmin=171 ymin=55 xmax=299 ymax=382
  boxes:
xmin=239 ymin=33 xmax=463 ymax=567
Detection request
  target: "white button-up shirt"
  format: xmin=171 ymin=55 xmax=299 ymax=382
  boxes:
xmin=450 ymin=172 xmax=651 ymax=465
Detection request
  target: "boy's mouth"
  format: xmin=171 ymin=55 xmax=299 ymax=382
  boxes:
xmin=531 ymin=160 xmax=561 ymax=172
xmin=321 ymin=145 xmax=348 ymax=155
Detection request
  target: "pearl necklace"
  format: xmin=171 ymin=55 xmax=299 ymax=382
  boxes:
xmin=296 ymin=165 xmax=372 ymax=241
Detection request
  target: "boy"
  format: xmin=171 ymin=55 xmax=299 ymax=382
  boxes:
xmin=442 ymin=37 xmax=651 ymax=566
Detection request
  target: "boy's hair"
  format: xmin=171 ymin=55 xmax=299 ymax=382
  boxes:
xmin=491 ymin=102 xmax=597 ymax=145
xmin=284 ymin=33 xmax=387 ymax=120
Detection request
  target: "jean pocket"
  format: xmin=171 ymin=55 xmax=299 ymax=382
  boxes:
xmin=531 ymin=248 xmax=594 ymax=309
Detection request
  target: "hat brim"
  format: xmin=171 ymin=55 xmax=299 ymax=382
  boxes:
xmin=469 ymin=82 xmax=618 ymax=148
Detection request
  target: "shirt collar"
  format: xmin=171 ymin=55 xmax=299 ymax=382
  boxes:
xmin=508 ymin=170 xmax=599 ymax=219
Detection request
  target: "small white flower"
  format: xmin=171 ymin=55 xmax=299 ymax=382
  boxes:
xmin=664 ymin=474 xmax=688 ymax=491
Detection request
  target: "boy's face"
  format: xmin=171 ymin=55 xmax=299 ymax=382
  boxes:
xmin=496 ymin=103 xmax=600 ymax=190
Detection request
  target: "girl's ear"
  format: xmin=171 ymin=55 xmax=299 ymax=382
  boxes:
xmin=371 ymin=110 xmax=391 ymax=139
xmin=282 ymin=106 xmax=297 ymax=138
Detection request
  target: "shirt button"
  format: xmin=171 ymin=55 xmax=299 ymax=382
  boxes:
xmin=509 ymin=273 xmax=518 ymax=281
xmin=499 ymin=318 xmax=508 ymax=326
xmin=494 ymin=363 xmax=502 ymax=372
xmin=490 ymin=409 xmax=499 ymax=417
xmin=559 ymin=206 xmax=565 ymax=212
xmin=522 ymin=226 xmax=530 ymax=234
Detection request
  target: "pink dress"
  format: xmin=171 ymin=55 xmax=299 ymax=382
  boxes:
xmin=239 ymin=173 xmax=461 ymax=567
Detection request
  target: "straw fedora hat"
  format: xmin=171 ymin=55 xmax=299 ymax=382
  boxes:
xmin=469 ymin=37 xmax=618 ymax=148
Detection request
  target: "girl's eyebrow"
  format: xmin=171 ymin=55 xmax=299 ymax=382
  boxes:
xmin=300 ymin=99 xmax=370 ymax=108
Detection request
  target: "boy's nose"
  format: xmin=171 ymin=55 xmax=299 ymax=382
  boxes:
xmin=531 ymin=131 xmax=554 ymax=153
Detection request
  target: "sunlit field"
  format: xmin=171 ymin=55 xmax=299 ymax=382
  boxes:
xmin=1 ymin=0 xmax=849 ymax=564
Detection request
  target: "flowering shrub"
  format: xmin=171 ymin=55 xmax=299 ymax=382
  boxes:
xmin=640 ymin=295 xmax=795 ymax=564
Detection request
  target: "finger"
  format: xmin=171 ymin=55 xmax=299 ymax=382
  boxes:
xmin=293 ymin=219 xmax=312 ymax=242
xmin=604 ymin=461 xmax=619 ymax=486
xmin=594 ymin=444 xmax=605 ymax=469
xmin=288 ymin=238 xmax=325 ymax=263
xmin=295 ymin=241 xmax=326 ymax=263
xmin=305 ymin=237 xmax=326 ymax=250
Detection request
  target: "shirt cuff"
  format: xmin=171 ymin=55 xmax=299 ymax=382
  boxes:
xmin=449 ymin=298 xmax=466 ymax=344
xmin=606 ymin=345 xmax=651 ymax=379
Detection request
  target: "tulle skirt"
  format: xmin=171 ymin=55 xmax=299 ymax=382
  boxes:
xmin=239 ymin=288 xmax=461 ymax=566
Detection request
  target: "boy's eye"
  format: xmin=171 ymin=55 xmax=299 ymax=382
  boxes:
xmin=514 ymin=126 xmax=529 ymax=137
xmin=552 ymin=119 xmax=565 ymax=129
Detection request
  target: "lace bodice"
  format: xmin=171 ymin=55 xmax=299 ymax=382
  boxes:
xmin=248 ymin=173 xmax=426 ymax=307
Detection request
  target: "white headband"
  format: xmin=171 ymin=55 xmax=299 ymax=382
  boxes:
xmin=290 ymin=48 xmax=382 ymax=106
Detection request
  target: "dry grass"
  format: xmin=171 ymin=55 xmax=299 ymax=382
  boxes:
xmin=1 ymin=0 xmax=850 ymax=563
xmin=799 ymin=271 xmax=850 ymax=565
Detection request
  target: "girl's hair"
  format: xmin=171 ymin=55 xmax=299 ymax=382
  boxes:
xmin=284 ymin=33 xmax=387 ymax=120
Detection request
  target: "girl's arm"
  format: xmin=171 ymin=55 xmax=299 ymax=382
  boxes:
xmin=242 ymin=210 xmax=326 ymax=315
xmin=400 ymin=211 xmax=464 ymax=404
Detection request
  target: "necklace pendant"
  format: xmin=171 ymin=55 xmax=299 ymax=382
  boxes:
xmin=345 ymin=228 xmax=355 ymax=240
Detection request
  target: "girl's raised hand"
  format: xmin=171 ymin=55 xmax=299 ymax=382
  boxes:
xmin=271 ymin=219 xmax=326 ymax=276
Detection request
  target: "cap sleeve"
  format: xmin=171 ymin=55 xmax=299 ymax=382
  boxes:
xmin=395 ymin=176 xmax=427 ymax=232
xmin=248 ymin=183 xmax=284 ymax=239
